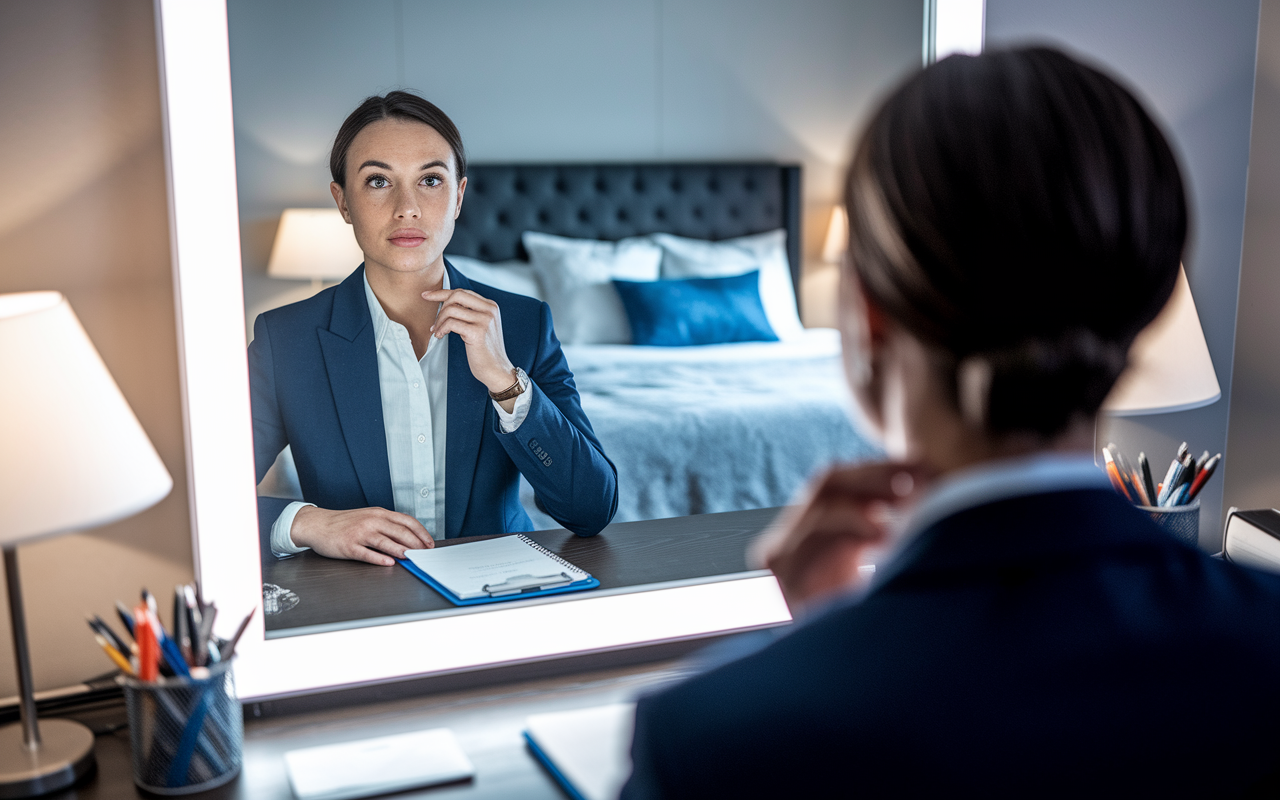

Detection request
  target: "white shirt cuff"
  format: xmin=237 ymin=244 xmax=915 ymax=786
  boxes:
xmin=493 ymin=384 xmax=532 ymax=433
xmin=271 ymin=501 xmax=315 ymax=557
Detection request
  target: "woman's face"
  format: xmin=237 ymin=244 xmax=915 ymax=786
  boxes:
xmin=329 ymin=118 xmax=466 ymax=279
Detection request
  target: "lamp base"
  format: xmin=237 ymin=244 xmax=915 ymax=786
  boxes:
xmin=0 ymin=719 xmax=95 ymax=798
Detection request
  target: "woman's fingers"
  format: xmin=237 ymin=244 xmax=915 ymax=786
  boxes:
xmin=751 ymin=461 xmax=932 ymax=612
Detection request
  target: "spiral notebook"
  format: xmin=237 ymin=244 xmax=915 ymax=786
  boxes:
xmin=398 ymin=535 xmax=599 ymax=606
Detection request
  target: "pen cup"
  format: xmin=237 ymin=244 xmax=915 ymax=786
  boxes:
xmin=1139 ymin=499 xmax=1200 ymax=549
xmin=119 ymin=658 xmax=243 ymax=794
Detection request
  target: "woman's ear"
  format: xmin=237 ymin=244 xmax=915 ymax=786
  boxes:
xmin=839 ymin=269 xmax=889 ymax=436
xmin=330 ymin=182 xmax=352 ymax=223
xmin=453 ymin=176 xmax=468 ymax=220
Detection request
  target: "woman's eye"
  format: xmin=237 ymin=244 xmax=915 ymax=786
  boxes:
xmin=368 ymin=176 xmax=389 ymax=189
xmin=422 ymin=175 xmax=442 ymax=187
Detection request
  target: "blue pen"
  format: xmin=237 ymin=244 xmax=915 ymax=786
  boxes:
xmin=1170 ymin=483 xmax=1191 ymax=507
xmin=1157 ymin=458 xmax=1183 ymax=506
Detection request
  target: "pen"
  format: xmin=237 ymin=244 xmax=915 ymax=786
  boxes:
xmin=1138 ymin=453 xmax=1157 ymax=508
xmin=1114 ymin=449 xmax=1147 ymax=506
xmin=174 ymin=586 xmax=192 ymax=666
xmin=88 ymin=615 xmax=130 ymax=657
xmin=1157 ymin=457 xmax=1183 ymax=506
xmin=1102 ymin=447 xmax=1133 ymax=501
xmin=1176 ymin=442 xmax=1189 ymax=462
xmin=134 ymin=603 xmax=160 ymax=682
xmin=1166 ymin=482 xmax=1191 ymax=507
xmin=94 ymin=634 xmax=135 ymax=676
xmin=221 ymin=608 xmax=255 ymax=660
xmin=115 ymin=601 xmax=136 ymax=640
xmin=1187 ymin=453 xmax=1220 ymax=501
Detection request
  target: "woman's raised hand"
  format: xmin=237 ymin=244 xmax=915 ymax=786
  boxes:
xmin=423 ymin=288 xmax=519 ymax=405
xmin=750 ymin=462 xmax=931 ymax=614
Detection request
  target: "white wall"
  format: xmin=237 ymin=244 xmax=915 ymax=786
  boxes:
xmin=986 ymin=0 xmax=1263 ymax=550
xmin=1224 ymin=0 xmax=1280 ymax=516
xmin=0 ymin=0 xmax=193 ymax=695
xmin=226 ymin=0 xmax=924 ymax=333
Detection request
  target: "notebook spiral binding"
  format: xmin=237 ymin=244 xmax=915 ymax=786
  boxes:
xmin=517 ymin=535 xmax=588 ymax=577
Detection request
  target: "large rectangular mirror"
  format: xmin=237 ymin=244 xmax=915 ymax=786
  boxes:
xmin=157 ymin=0 xmax=929 ymax=701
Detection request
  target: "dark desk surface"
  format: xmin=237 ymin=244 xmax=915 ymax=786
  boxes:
xmin=263 ymin=506 xmax=784 ymax=637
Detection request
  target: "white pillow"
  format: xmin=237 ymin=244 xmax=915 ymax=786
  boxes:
xmin=445 ymin=255 xmax=543 ymax=300
xmin=651 ymin=229 xmax=804 ymax=341
xmin=522 ymin=232 xmax=662 ymax=344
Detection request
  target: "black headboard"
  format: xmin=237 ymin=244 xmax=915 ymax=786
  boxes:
xmin=447 ymin=163 xmax=803 ymax=309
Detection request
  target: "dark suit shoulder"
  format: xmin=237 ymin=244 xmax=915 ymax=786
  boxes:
xmin=629 ymin=496 xmax=1280 ymax=797
xmin=256 ymin=282 xmax=340 ymax=332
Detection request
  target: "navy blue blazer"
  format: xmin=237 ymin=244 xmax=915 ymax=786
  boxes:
xmin=623 ymin=489 xmax=1280 ymax=798
xmin=249 ymin=260 xmax=618 ymax=544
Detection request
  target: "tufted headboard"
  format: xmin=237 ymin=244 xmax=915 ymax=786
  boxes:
xmin=447 ymin=163 xmax=803 ymax=311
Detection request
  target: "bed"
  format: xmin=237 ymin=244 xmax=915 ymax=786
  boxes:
xmin=448 ymin=162 xmax=879 ymax=525
xmin=258 ymin=162 xmax=880 ymax=527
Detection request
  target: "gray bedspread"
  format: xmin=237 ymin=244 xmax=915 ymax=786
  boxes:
xmin=522 ymin=330 xmax=881 ymax=528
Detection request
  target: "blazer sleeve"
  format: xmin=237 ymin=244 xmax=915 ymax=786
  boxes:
xmin=248 ymin=315 xmax=292 ymax=545
xmin=491 ymin=302 xmax=618 ymax=536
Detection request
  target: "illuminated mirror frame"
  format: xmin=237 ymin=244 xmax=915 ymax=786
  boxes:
xmin=158 ymin=0 xmax=984 ymax=702
xmin=154 ymin=0 xmax=795 ymax=702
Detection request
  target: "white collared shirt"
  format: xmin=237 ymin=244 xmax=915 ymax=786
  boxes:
xmin=269 ymin=272 xmax=532 ymax=556
xmin=864 ymin=452 xmax=1112 ymax=582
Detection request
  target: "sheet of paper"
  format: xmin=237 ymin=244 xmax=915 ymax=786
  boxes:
xmin=405 ymin=535 xmax=588 ymax=600
xmin=525 ymin=703 xmax=637 ymax=800
xmin=284 ymin=727 xmax=474 ymax=800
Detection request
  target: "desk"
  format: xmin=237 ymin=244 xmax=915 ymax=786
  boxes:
xmin=39 ymin=508 xmax=788 ymax=798
xmin=46 ymin=660 xmax=690 ymax=799
xmin=263 ymin=507 xmax=784 ymax=637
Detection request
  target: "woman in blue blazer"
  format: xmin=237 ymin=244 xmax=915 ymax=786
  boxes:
xmin=250 ymin=92 xmax=617 ymax=564
xmin=622 ymin=48 xmax=1280 ymax=797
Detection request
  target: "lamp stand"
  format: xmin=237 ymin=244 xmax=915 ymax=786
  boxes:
xmin=0 ymin=546 xmax=95 ymax=798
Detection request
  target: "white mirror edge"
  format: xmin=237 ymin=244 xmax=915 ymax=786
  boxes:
xmin=154 ymin=0 xmax=793 ymax=702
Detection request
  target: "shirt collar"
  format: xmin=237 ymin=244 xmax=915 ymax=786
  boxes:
xmin=363 ymin=268 xmax=450 ymax=351
xmin=899 ymin=452 xmax=1110 ymax=544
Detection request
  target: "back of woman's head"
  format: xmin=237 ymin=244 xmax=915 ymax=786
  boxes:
xmin=845 ymin=46 xmax=1186 ymax=439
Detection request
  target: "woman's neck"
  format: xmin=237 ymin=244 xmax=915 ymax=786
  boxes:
xmin=364 ymin=258 xmax=446 ymax=330
xmin=881 ymin=329 xmax=1096 ymax=477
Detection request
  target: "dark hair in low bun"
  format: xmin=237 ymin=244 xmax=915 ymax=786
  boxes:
xmin=846 ymin=46 xmax=1187 ymax=439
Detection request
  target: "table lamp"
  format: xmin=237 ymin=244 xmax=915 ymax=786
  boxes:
xmin=822 ymin=205 xmax=849 ymax=264
xmin=1104 ymin=265 xmax=1220 ymax=415
xmin=0 ymin=292 xmax=173 ymax=796
xmin=267 ymin=208 xmax=364 ymax=291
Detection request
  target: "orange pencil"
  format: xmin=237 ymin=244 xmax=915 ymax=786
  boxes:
xmin=134 ymin=603 xmax=159 ymax=681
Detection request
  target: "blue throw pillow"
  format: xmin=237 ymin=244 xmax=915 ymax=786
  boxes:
xmin=612 ymin=270 xmax=779 ymax=346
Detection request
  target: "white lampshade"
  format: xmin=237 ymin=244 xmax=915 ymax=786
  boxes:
xmin=267 ymin=208 xmax=364 ymax=281
xmin=822 ymin=205 xmax=849 ymax=264
xmin=1104 ymin=266 xmax=1221 ymax=415
xmin=0 ymin=292 xmax=173 ymax=544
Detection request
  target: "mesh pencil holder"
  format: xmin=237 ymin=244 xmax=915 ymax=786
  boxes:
xmin=1139 ymin=499 xmax=1200 ymax=549
xmin=119 ymin=658 xmax=243 ymax=794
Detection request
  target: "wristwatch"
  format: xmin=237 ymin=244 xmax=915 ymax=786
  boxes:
xmin=489 ymin=367 xmax=529 ymax=402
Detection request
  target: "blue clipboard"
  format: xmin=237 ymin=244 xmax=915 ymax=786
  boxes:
xmin=397 ymin=557 xmax=600 ymax=607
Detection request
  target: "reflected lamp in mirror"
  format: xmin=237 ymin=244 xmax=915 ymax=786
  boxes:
xmin=267 ymin=208 xmax=364 ymax=291
xmin=821 ymin=205 xmax=848 ymax=264
xmin=1104 ymin=266 xmax=1221 ymax=415
xmin=0 ymin=292 xmax=172 ymax=797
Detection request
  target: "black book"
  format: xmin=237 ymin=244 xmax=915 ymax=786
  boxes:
xmin=1223 ymin=508 xmax=1280 ymax=572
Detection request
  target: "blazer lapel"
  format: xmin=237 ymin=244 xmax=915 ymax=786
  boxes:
xmin=317 ymin=266 xmax=395 ymax=511
xmin=444 ymin=261 xmax=488 ymax=538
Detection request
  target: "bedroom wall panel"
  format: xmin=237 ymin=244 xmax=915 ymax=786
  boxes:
xmin=228 ymin=0 xmax=923 ymax=334
xmin=0 ymin=0 xmax=193 ymax=695
xmin=986 ymin=0 xmax=1262 ymax=549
